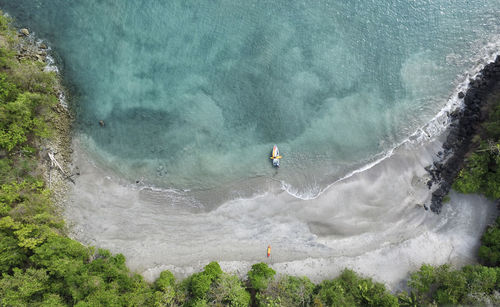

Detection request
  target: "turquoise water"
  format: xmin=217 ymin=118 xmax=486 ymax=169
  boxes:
xmin=3 ymin=1 xmax=500 ymax=195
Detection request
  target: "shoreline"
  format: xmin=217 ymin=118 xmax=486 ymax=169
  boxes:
xmin=59 ymin=31 xmax=500 ymax=288
xmin=1 ymin=7 xmax=500 ymax=305
xmin=428 ymin=55 xmax=500 ymax=213
xmin=11 ymin=11 xmax=498 ymax=288
xmin=68 ymin=135 xmax=496 ymax=290
xmin=24 ymin=19 xmax=498 ymax=280
xmin=12 ymin=26 xmax=75 ymax=216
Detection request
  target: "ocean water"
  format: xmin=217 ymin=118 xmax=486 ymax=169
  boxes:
xmin=3 ymin=0 xmax=500 ymax=286
xmin=3 ymin=0 xmax=500 ymax=200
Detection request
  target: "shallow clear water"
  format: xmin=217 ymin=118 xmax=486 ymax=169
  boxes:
xmin=3 ymin=0 xmax=500 ymax=198
xmin=4 ymin=1 xmax=500 ymax=286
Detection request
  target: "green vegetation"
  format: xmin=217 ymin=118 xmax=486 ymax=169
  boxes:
xmin=245 ymin=264 xmax=399 ymax=307
xmin=0 ymin=13 xmax=154 ymax=306
xmin=446 ymin=74 xmax=500 ymax=304
xmin=190 ymin=262 xmax=250 ymax=306
xmin=453 ymin=98 xmax=500 ymax=199
xmin=257 ymin=275 xmax=314 ymax=307
xmin=314 ymin=270 xmax=398 ymax=307
xmin=444 ymin=90 xmax=500 ymax=305
xmin=248 ymin=262 xmax=276 ymax=292
xmin=179 ymin=261 xmax=250 ymax=306
xmin=479 ymin=217 xmax=500 ymax=267
xmin=406 ymin=264 xmax=500 ymax=306
xmin=1 ymin=10 xmax=500 ymax=307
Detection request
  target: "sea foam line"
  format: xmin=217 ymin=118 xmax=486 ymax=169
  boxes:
xmin=282 ymin=35 xmax=500 ymax=200
xmin=17 ymin=26 xmax=68 ymax=109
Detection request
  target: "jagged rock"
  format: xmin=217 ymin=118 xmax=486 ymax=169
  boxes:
xmin=20 ymin=28 xmax=29 ymax=36
xmin=450 ymin=109 xmax=460 ymax=119
xmin=40 ymin=43 xmax=47 ymax=49
xmin=36 ymin=54 xmax=46 ymax=62
xmin=428 ymin=55 xmax=500 ymax=214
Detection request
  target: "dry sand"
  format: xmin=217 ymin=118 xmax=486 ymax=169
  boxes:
xmin=64 ymin=134 xmax=496 ymax=291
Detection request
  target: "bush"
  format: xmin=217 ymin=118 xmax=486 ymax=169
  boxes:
xmin=0 ymin=92 xmax=55 ymax=152
xmin=247 ymin=262 xmax=276 ymax=292
xmin=0 ymin=231 xmax=27 ymax=273
xmin=189 ymin=272 xmax=212 ymax=301
xmin=313 ymin=270 xmax=398 ymax=307
xmin=407 ymin=264 xmax=500 ymax=306
xmin=461 ymin=265 xmax=498 ymax=294
xmin=479 ymin=217 xmax=500 ymax=266
xmin=185 ymin=261 xmax=225 ymax=304
xmin=203 ymin=261 xmax=223 ymax=281
xmin=207 ymin=273 xmax=250 ymax=306
xmin=453 ymin=96 xmax=500 ymax=200
xmin=277 ymin=276 xmax=314 ymax=306
xmin=453 ymin=151 xmax=490 ymax=194
xmin=0 ymin=268 xmax=50 ymax=306
xmin=434 ymin=265 xmax=467 ymax=305
xmin=408 ymin=264 xmax=435 ymax=302
xmin=256 ymin=275 xmax=314 ymax=307
xmin=154 ymin=270 xmax=175 ymax=291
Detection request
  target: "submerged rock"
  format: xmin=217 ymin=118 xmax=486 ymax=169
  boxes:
xmin=99 ymin=120 xmax=105 ymax=127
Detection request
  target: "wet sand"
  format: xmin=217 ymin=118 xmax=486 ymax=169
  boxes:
xmin=64 ymin=133 xmax=496 ymax=290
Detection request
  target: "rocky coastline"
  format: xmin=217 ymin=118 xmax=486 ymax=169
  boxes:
xmin=13 ymin=27 xmax=74 ymax=209
xmin=427 ymin=55 xmax=500 ymax=213
xmin=12 ymin=24 xmax=500 ymax=218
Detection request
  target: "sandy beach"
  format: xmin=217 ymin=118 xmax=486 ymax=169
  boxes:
xmin=64 ymin=129 xmax=496 ymax=290
xmin=60 ymin=49 xmax=500 ymax=291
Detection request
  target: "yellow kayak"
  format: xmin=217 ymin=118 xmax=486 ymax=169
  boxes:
xmin=270 ymin=145 xmax=281 ymax=167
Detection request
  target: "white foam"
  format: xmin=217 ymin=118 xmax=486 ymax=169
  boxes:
xmin=63 ymin=32 xmax=500 ymax=293
xmin=281 ymin=35 xmax=500 ymax=200
xmin=136 ymin=192 xmax=495 ymax=291
xmin=66 ymin=123 xmax=496 ymax=291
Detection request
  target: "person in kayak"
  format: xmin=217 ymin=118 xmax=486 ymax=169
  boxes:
xmin=270 ymin=145 xmax=282 ymax=167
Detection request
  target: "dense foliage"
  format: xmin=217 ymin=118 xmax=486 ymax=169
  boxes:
xmin=453 ymin=98 xmax=500 ymax=199
xmin=405 ymin=264 xmax=500 ymax=306
xmin=451 ymin=78 xmax=500 ymax=274
xmin=0 ymin=13 xmax=154 ymax=306
xmin=1 ymin=11 xmax=500 ymax=307
xmin=479 ymin=217 xmax=500 ymax=267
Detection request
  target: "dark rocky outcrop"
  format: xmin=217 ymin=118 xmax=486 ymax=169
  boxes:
xmin=427 ymin=55 xmax=500 ymax=213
